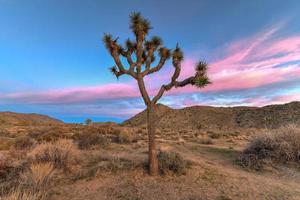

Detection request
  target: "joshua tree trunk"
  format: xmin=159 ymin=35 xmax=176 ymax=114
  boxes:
xmin=147 ymin=103 xmax=158 ymax=175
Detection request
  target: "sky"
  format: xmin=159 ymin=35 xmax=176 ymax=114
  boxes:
xmin=0 ymin=0 xmax=300 ymax=123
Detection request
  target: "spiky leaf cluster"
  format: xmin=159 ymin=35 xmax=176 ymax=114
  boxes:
xmin=172 ymin=44 xmax=184 ymax=62
xmin=145 ymin=36 xmax=162 ymax=50
xmin=103 ymin=33 xmax=113 ymax=52
xmin=196 ymin=61 xmax=208 ymax=72
xmin=125 ymin=39 xmax=136 ymax=52
xmin=159 ymin=47 xmax=171 ymax=59
xmin=109 ymin=66 xmax=119 ymax=77
xmin=193 ymin=75 xmax=211 ymax=88
xmin=130 ymin=12 xmax=151 ymax=36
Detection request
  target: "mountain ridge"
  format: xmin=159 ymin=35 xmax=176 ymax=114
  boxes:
xmin=123 ymin=101 xmax=300 ymax=130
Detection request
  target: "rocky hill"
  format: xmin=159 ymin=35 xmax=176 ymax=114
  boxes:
xmin=0 ymin=112 xmax=63 ymax=126
xmin=123 ymin=101 xmax=300 ymax=130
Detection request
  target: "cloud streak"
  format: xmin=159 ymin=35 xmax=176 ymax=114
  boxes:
xmin=1 ymin=23 xmax=300 ymax=110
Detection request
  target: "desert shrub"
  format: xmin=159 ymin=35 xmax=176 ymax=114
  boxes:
xmin=28 ymin=127 xmax=69 ymax=143
xmin=194 ymin=135 xmax=214 ymax=145
xmin=0 ymin=188 xmax=45 ymax=200
xmin=0 ymin=152 xmax=28 ymax=196
xmin=0 ymin=137 xmax=14 ymax=150
xmin=76 ymin=156 xmax=137 ymax=179
xmin=19 ymin=163 xmax=55 ymax=192
xmin=157 ymin=151 xmax=191 ymax=175
xmin=13 ymin=136 xmax=35 ymax=150
xmin=238 ymin=125 xmax=300 ymax=170
xmin=0 ymin=128 xmax=10 ymax=137
xmin=28 ymin=139 xmax=80 ymax=172
xmin=112 ymin=129 xmax=137 ymax=144
xmin=76 ymin=132 xmax=109 ymax=149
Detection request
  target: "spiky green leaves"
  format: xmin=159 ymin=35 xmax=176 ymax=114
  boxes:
xmin=193 ymin=75 xmax=211 ymax=88
xmin=193 ymin=60 xmax=211 ymax=88
xmin=130 ymin=12 xmax=151 ymax=36
xmin=172 ymin=44 xmax=184 ymax=62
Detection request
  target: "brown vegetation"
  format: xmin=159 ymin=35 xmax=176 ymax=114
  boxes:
xmin=238 ymin=125 xmax=300 ymax=170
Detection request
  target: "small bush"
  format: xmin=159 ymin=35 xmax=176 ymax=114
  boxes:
xmin=0 ymin=128 xmax=10 ymax=137
xmin=0 ymin=137 xmax=14 ymax=150
xmin=113 ymin=129 xmax=137 ymax=144
xmin=194 ymin=135 xmax=213 ymax=145
xmin=28 ymin=127 xmax=69 ymax=143
xmin=20 ymin=163 xmax=55 ymax=192
xmin=157 ymin=151 xmax=191 ymax=175
xmin=76 ymin=133 xmax=109 ymax=149
xmin=0 ymin=152 xmax=28 ymax=196
xmin=28 ymin=140 xmax=80 ymax=172
xmin=238 ymin=125 xmax=300 ymax=170
xmin=13 ymin=136 xmax=35 ymax=150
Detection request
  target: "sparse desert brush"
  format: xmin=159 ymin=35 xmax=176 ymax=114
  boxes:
xmin=0 ymin=152 xmax=28 ymax=196
xmin=238 ymin=124 xmax=300 ymax=170
xmin=76 ymin=132 xmax=109 ymax=149
xmin=13 ymin=136 xmax=36 ymax=150
xmin=112 ymin=128 xmax=138 ymax=144
xmin=28 ymin=139 xmax=80 ymax=172
xmin=157 ymin=151 xmax=191 ymax=175
xmin=0 ymin=188 xmax=45 ymax=200
xmin=19 ymin=162 xmax=55 ymax=192
xmin=0 ymin=128 xmax=10 ymax=137
xmin=0 ymin=137 xmax=14 ymax=150
xmin=194 ymin=135 xmax=214 ymax=145
xmin=28 ymin=127 xmax=69 ymax=143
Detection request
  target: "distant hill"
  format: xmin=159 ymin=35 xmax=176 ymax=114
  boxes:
xmin=0 ymin=112 xmax=63 ymax=126
xmin=123 ymin=102 xmax=300 ymax=130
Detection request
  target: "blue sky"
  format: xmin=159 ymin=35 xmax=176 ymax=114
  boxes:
xmin=0 ymin=0 xmax=300 ymax=123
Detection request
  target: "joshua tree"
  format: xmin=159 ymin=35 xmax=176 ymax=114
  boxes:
xmin=103 ymin=12 xmax=210 ymax=175
xmin=85 ymin=118 xmax=92 ymax=125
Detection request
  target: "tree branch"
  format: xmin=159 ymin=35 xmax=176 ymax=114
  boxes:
xmin=137 ymin=76 xmax=151 ymax=105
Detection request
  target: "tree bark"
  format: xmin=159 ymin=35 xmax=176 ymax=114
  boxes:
xmin=147 ymin=103 xmax=158 ymax=175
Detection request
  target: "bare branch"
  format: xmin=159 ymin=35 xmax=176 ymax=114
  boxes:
xmin=142 ymin=47 xmax=170 ymax=76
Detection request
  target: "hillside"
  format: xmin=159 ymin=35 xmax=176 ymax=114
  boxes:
xmin=123 ymin=101 xmax=300 ymax=130
xmin=0 ymin=111 xmax=63 ymax=126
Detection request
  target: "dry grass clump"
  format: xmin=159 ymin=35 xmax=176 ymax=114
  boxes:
xmin=28 ymin=139 xmax=80 ymax=172
xmin=0 ymin=137 xmax=14 ymax=150
xmin=20 ymin=163 xmax=55 ymax=192
xmin=0 ymin=152 xmax=28 ymax=196
xmin=112 ymin=128 xmax=138 ymax=144
xmin=194 ymin=135 xmax=214 ymax=145
xmin=238 ymin=125 xmax=300 ymax=170
xmin=157 ymin=151 xmax=191 ymax=175
xmin=75 ymin=155 xmax=138 ymax=180
xmin=13 ymin=136 xmax=36 ymax=150
xmin=0 ymin=128 xmax=10 ymax=137
xmin=28 ymin=127 xmax=69 ymax=143
xmin=0 ymin=189 xmax=45 ymax=200
xmin=76 ymin=132 xmax=109 ymax=149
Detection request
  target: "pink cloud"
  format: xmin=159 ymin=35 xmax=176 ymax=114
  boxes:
xmin=2 ymin=23 xmax=300 ymax=106
xmin=1 ymin=83 xmax=140 ymax=104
